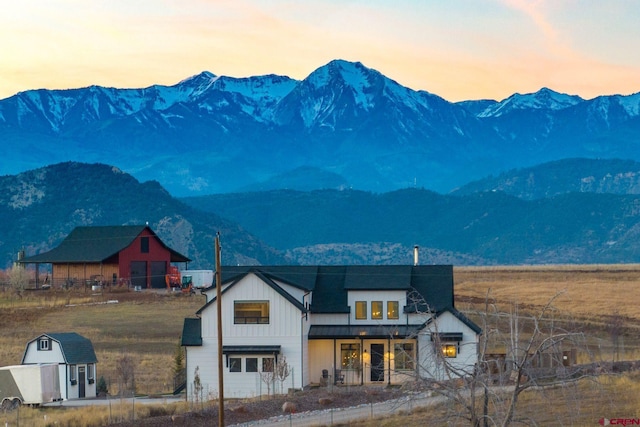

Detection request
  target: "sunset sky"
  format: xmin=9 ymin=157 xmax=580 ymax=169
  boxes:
xmin=2 ymin=0 xmax=639 ymax=102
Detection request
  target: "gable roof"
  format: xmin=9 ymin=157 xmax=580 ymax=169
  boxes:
xmin=23 ymin=332 xmax=98 ymax=364
xmin=206 ymin=265 xmax=456 ymax=315
xmin=20 ymin=225 xmax=190 ymax=263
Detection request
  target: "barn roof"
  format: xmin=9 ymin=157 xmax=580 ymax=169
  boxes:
xmin=20 ymin=225 xmax=190 ymax=263
xmin=22 ymin=332 xmax=98 ymax=364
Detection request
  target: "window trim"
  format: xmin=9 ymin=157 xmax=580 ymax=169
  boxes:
xmin=234 ymin=300 xmax=270 ymax=324
xmin=387 ymin=301 xmax=399 ymax=319
xmin=229 ymin=357 xmax=242 ymax=372
xmin=38 ymin=338 xmax=51 ymax=351
xmin=442 ymin=343 xmax=458 ymax=358
xmin=70 ymin=364 xmax=77 ymax=385
xmin=246 ymin=357 xmax=258 ymax=373
xmin=341 ymin=343 xmax=361 ymax=370
xmin=355 ymin=301 xmax=367 ymax=320
xmin=394 ymin=343 xmax=415 ymax=370
xmin=371 ymin=301 xmax=383 ymax=320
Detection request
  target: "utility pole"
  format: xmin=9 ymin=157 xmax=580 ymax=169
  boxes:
xmin=215 ymin=233 xmax=224 ymax=426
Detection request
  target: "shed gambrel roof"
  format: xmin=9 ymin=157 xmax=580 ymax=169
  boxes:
xmin=20 ymin=225 xmax=190 ymax=263
xmin=22 ymin=332 xmax=98 ymax=364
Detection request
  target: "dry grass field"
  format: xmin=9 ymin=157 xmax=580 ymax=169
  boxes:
xmin=0 ymin=285 xmax=204 ymax=396
xmin=1 ymin=265 xmax=640 ymax=425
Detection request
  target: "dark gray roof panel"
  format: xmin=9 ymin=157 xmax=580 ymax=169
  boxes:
xmin=309 ymin=324 xmax=421 ymax=339
xmin=181 ymin=318 xmax=202 ymax=346
xmin=343 ymin=265 xmax=413 ymax=290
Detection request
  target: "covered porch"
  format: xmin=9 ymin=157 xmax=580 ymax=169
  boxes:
xmin=307 ymin=324 xmax=421 ymax=386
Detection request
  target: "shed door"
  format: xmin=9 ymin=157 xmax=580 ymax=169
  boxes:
xmin=78 ymin=366 xmax=86 ymax=398
xmin=150 ymin=262 xmax=167 ymax=289
xmin=130 ymin=261 xmax=147 ymax=288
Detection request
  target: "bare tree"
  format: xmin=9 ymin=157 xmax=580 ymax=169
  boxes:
xmin=259 ymin=358 xmax=276 ymax=397
xmin=274 ymin=356 xmax=292 ymax=394
xmin=8 ymin=264 xmax=28 ymax=294
xmin=400 ymin=288 xmax=593 ymax=426
xmin=116 ymin=353 xmax=136 ymax=396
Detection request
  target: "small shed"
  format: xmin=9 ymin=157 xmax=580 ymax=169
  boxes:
xmin=22 ymin=333 xmax=98 ymax=400
xmin=20 ymin=225 xmax=190 ymax=289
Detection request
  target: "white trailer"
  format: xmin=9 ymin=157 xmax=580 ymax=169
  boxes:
xmin=181 ymin=269 xmax=214 ymax=289
xmin=0 ymin=364 xmax=61 ymax=408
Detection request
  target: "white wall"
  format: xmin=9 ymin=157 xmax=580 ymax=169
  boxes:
xmin=187 ymin=273 xmax=307 ymax=399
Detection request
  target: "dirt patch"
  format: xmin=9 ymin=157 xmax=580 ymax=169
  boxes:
xmin=113 ymin=385 xmax=406 ymax=426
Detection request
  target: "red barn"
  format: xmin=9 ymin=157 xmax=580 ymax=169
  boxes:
xmin=20 ymin=225 xmax=190 ymax=289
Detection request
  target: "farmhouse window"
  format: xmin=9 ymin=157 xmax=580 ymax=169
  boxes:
xmin=442 ymin=344 xmax=458 ymax=358
xmin=70 ymin=364 xmax=77 ymax=385
xmin=229 ymin=358 xmax=241 ymax=372
xmin=140 ymin=237 xmax=149 ymax=253
xmin=341 ymin=343 xmax=361 ymax=370
xmin=246 ymin=358 xmax=258 ymax=372
xmin=355 ymin=301 xmax=367 ymax=319
xmin=371 ymin=301 xmax=383 ymax=320
xmin=262 ymin=357 xmax=274 ymax=372
xmin=387 ymin=301 xmax=399 ymax=319
xmin=234 ymin=301 xmax=270 ymax=324
xmin=394 ymin=343 xmax=415 ymax=370
xmin=38 ymin=338 xmax=51 ymax=351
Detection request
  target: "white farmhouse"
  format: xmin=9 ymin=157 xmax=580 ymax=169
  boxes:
xmin=22 ymin=332 xmax=98 ymax=400
xmin=181 ymin=265 xmax=481 ymax=399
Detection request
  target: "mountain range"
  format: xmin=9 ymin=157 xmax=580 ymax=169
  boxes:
xmin=2 ymin=60 xmax=640 ymax=197
xmin=3 ymin=160 xmax=640 ymax=269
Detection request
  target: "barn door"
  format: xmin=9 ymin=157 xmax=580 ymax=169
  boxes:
xmin=130 ymin=261 xmax=147 ymax=288
xmin=150 ymin=262 xmax=167 ymax=289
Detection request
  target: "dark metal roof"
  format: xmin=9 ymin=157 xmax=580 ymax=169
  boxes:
xmin=208 ymin=265 xmax=457 ymax=315
xmin=23 ymin=332 xmax=98 ymax=364
xmin=20 ymin=225 xmax=190 ymax=264
xmin=181 ymin=318 xmax=202 ymax=346
xmin=308 ymin=324 xmax=422 ymax=339
xmin=431 ymin=332 xmax=464 ymax=342
xmin=222 ymin=345 xmax=281 ymax=354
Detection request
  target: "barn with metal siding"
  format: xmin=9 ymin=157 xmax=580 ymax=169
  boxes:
xmin=20 ymin=225 xmax=190 ymax=289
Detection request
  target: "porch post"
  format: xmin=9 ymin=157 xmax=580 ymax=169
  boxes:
xmin=360 ymin=337 xmax=364 ymax=385
xmin=387 ymin=337 xmax=391 ymax=385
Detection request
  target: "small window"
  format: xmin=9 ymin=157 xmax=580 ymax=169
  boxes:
xmin=371 ymin=301 xmax=383 ymax=320
xmin=341 ymin=343 xmax=361 ymax=370
xmin=229 ymin=358 xmax=241 ymax=372
xmin=246 ymin=358 xmax=258 ymax=372
xmin=387 ymin=301 xmax=399 ymax=319
xmin=394 ymin=343 xmax=415 ymax=370
xmin=355 ymin=301 xmax=367 ymax=320
xmin=38 ymin=338 xmax=50 ymax=351
xmin=87 ymin=363 xmax=95 ymax=381
xmin=234 ymin=301 xmax=270 ymax=324
xmin=442 ymin=344 xmax=458 ymax=358
xmin=70 ymin=364 xmax=77 ymax=384
xmin=262 ymin=357 xmax=274 ymax=372
xmin=140 ymin=237 xmax=149 ymax=253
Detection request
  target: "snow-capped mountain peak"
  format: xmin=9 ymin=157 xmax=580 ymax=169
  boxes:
xmin=478 ymin=87 xmax=583 ymax=117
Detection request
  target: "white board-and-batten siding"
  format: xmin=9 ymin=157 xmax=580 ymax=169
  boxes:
xmin=189 ymin=273 xmax=307 ymax=398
